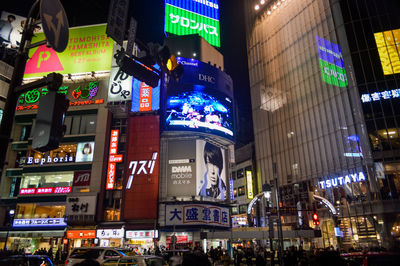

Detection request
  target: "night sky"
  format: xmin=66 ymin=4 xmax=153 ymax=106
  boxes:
xmin=2 ymin=0 xmax=253 ymax=146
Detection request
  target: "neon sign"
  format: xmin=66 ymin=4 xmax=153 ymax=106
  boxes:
xmin=318 ymin=171 xmax=366 ymax=189
xmin=13 ymin=218 xmax=67 ymax=227
xmin=19 ymin=186 xmax=72 ymax=195
xmin=126 ymin=152 xmax=158 ymax=189
xmin=106 ymin=130 xmax=123 ymax=190
xmin=361 ymin=89 xmax=400 ymax=103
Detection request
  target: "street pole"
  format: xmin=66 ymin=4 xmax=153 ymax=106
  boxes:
xmin=0 ymin=0 xmax=40 ymax=176
xmin=273 ymin=163 xmax=284 ymax=265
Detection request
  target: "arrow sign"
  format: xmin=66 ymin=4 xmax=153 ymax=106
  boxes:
xmin=40 ymin=0 xmax=69 ymax=53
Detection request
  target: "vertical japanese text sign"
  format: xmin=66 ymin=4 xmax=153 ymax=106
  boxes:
xmin=106 ymin=130 xmax=123 ymax=190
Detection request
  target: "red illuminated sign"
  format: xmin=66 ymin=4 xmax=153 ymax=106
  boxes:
xmin=20 ymin=188 xmax=36 ymax=195
xmin=73 ymin=171 xmax=91 ymax=187
xmin=16 ymin=99 xmax=104 ymax=111
xmin=67 ymin=230 xmax=96 ymax=239
xmin=106 ymin=130 xmax=122 ymax=190
xmin=139 ymin=82 xmax=153 ymax=112
xmin=19 ymin=186 xmax=71 ymax=195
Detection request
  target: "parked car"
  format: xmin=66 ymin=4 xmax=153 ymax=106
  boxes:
xmin=65 ymin=247 xmax=125 ymax=266
xmin=102 ymin=255 xmax=168 ymax=266
xmin=0 ymin=255 xmax=53 ymax=265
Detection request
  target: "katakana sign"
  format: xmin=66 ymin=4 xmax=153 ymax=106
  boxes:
xmin=164 ymin=0 xmax=220 ymax=47
xmin=165 ymin=203 xmax=229 ymax=227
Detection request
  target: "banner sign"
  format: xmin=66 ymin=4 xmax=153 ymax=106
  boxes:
xmin=24 ymin=24 xmax=114 ymax=78
xmin=165 ymin=0 xmax=220 ymax=47
xmin=13 ymin=218 xmax=67 ymax=227
xmin=19 ymin=186 xmax=71 ymax=195
xmin=131 ymin=65 xmax=161 ymax=112
xmin=315 ymin=36 xmax=348 ymax=87
xmin=108 ymin=67 xmax=133 ymax=102
xmin=67 ymin=230 xmax=96 ymax=239
xmin=106 ymin=130 xmax=122 ymax=190
xmin=165 ymin=203 xmax=229 ymax=227
xmin=97 ymin=228 xmax=124 ymax=239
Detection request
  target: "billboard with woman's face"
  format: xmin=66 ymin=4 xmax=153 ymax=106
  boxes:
xmin=75 ymin=142 xmax=95 ymax=162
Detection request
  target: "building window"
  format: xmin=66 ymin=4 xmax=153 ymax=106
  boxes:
xmin=239 ymin=204 xmax=247 ymax=214
xmin=238 ymin=186 xmax=245 ymax=196
xmin=237 ymin=169 xmax=244 ymax=179
xmin=20 ymin=172 xmax=73 ymax=190
xmin=16 ymin=203 xmax=65 ymax=219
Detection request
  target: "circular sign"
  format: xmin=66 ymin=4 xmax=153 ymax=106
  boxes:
xmin=40 ymin=0 xmax=69 ymax=53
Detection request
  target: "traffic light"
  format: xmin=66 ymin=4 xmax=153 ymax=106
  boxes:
xmin=152 ymin=44 xmax=184 ymax=81
xmin=312 ymin=213 xmax=320 ymax=225
xmin=32 ymin=90 xmax=69 ymax=152
xmin=116 ymin=50 xmax=160 ymax=88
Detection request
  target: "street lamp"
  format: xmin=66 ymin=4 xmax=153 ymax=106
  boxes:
xmin=4 ymin=209 xmax=15 ymax=250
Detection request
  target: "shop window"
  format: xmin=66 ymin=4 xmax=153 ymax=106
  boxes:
xmin=9 ymin=177 xmax=21 ymax=197
xmin=20 ymin=172 xmax=73 ymax=189
xmin=231 ymin=206 xmax=239 ymax=215
xmin=238 ymin=186 xmax=245 ymax=196
xmin=234 ymin=189 xmax=238 ymax=197
xmin=104 ymin=209 xmax=121 ymax=221
xmin=16 ymin=203 xmax=65 ymax=219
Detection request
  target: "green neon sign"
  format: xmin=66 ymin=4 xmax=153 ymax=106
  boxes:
xmin=165 ymin=4 xmax=220 ymax=47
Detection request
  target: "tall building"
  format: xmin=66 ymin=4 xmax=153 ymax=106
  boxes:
xmin=245 ymin=0 xmax=400 ymax=249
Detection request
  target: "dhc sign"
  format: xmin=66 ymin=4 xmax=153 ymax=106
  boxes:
xmin=319 ymin=171 xmax=367 ymax=189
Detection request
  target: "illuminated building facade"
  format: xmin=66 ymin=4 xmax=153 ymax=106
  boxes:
xmin=245 ymin=0 xmax=400 ymax=249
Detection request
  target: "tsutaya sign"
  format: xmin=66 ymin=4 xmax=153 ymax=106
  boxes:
xmin=319 ymin=171 xmax=367 ymax=189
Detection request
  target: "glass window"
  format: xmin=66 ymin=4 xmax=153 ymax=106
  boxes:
xmin=20 ymin=172 xmax=73 ymax=189
xmin=71 ymin=115 xmax=81 ymax=135
xmin=237 ymin=169 xmax=244 ymax=179
xmin=16 ymin=203 xmax=65 ymax=219
xmin=20 ymin=124 xmax=32 ymax=141
xmin=238 ymin=186 xmax=245 ymax=196
xmin=80 ymin=114 xmax=97 ymax=134
xmin=104 ymin=250 xmax=120 ymax=258
xmin=239 ymin=204 xmax=247 ymax=214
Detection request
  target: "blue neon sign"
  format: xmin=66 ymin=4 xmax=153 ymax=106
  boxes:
xmin=13 ymin=218 xmax=67 ymax=227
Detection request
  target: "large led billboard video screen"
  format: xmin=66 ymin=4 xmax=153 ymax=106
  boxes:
xmin=315 ymin=36 xmax=348 ymax=87
xmin=164 ymin=0 xmax=220 ymax=47
xmin=164 ymin=58 xmax=234 ymax=141
xmin=374 ymin=29 xmax=400 ymax=75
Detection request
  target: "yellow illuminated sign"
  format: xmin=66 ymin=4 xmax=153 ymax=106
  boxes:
xmin=246 ymin=171 xmax=254 ymax=199
xmin=374 ymin=29 xmax=400 ymax=75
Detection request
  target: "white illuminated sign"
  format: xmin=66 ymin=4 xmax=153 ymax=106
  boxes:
xmin=126 ymin=152 xmax=158 ymax=189
xmin=96 ymin=228 xmax=124 ymax=239
xmin=25 ymin=155 xmax=74 ymax=165
xmin=318 ymin=171 xmax=366 ymax=189
xmin=361 ymin=89 xmax=400 ymax=103
xmin=13 ymin=218 xmax=67 ymax=227
xmin=126 ymin=230 xmax=158 ymax=239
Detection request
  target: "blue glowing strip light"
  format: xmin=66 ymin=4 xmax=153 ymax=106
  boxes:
xmin=165 ymin=0 xmax=219 ymax=20
xmin=361 ymin=89 xmax=400 ymax=103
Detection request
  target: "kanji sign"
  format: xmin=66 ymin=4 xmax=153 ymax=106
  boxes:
xmin=66 ymin=196 xmax=97 ymax=216
xmin=106 ymin=130 xmax=123 ymax=190
xmin=126 ymin=230 xmax=158 ymax=239
xmin=165 ymin=204 xmax=229 ymax=227
xmin=97 ymin=228 xmax=124 ymax=239
xmin=67 ymin=230 xmax=96 ymax=239
xmin=13 ymin=218 xmax=67 ymax=227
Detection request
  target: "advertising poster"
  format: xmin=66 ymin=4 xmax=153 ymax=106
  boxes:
xmin=0 ymin=11 xmax=42 ymax=48
xmin=196 ymin=140 xmax=227 ymax=200
xmin=315 ymin=35 xmax=348 ymax=87
xmin=24 ymin=24 xmax=114 ymax=78
xmin=166 ymin=140 xmax=197 ymax=197
xmin=75 ymin=142 xmax=95 ymax=162
xmin=123 ymin=116 xmax=160 ymax=220
xmin=164 ymin=0 xmax=220 ymax=47
xmin=131 ymin=65 xmax=161 ymax=112
xmin=164 ymin=57 xmax=234 ymax=141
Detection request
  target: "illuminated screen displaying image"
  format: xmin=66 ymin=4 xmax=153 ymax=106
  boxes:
xmin=75 ymin=142 xmax=95 ymax=162
xmin=315 ymin=35 xmax=348 ymax=87
xmin=374 ymin=29 xmax=400 ymax=75
xmin=166 ymin=85 xmax=233 ymax=139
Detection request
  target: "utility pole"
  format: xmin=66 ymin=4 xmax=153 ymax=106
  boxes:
xmin=0 ymin=0 xmax=41 ymax=177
